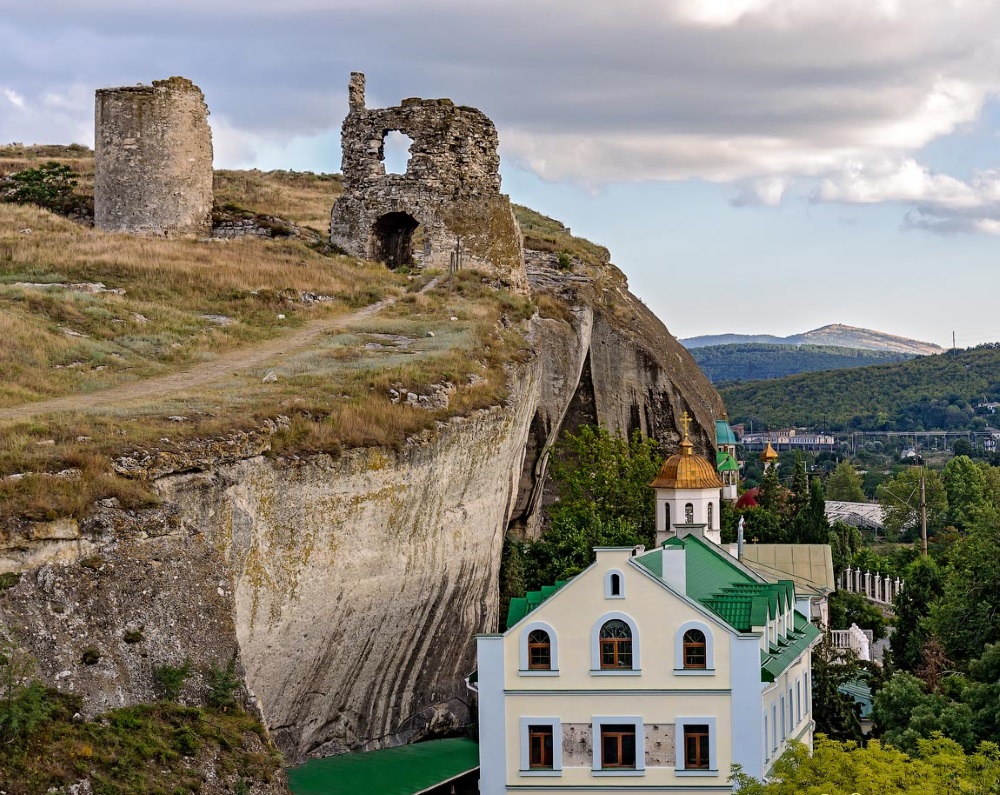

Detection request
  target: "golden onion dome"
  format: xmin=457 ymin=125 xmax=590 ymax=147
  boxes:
xmin=760 ymin=441 xmax=779 ymax=462
xmin=650 ymin=436 xmax=723 ymax=490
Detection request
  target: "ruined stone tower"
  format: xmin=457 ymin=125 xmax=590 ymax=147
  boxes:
xmin=94 ymin=77 xmax=213 ymax=237
xmin=330 ymin=72 xmax=527 ymax=291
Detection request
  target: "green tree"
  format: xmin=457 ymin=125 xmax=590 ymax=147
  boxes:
xmin=757 ymin=463 xmax=785 ymax=514
xmin=928 ymin=508 xmax=1000 ymax=664
xmin=876 ymin=468 xmax=947 ymax=540
xmin=789 ymin=454 xmax=809 ymax=517
xmin=872 ymin=672 xmax=975 ymax=753
xmin=827 ymin=460 xmax=865 ymax=502
xmin=828 ymin=590 xmax=887 ymax=642
xmin=2 ymin=161 xmax=79 ymax=213
xmin=891 ymin=556 xmax=943 ymax=672
xmin=547 ymin=425 xmax=662 ymax=539
xmin=810 ymin=636 xmax=864 ymax=742
xmin=829 ymin=521 xmax=862 ymax=575
xmin=942 ymin=455 xmax=988 ymax=530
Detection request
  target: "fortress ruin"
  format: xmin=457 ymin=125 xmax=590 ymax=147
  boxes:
xmin=330 ymin=72 xmax=527 ymax=290
xmin=94 ymin=77 xmax=213 ymax=237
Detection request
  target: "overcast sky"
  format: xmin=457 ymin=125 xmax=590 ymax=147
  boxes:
xmin=2 ymin=1 xmax=999 ymax=347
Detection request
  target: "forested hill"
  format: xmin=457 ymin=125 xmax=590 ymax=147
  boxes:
xmin=690 ymin=343 xmax=915 ymax=383
xmin=719 ymin=344 xmax=1000 ymax=431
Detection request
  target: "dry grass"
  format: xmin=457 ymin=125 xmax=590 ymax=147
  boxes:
xmin=0 ymin=153 xmax=554 ymax=522
xmin=214 ymin=170 xmax=342 ymax=234
xmin=0 ymin=203 xmax=408 ymax=405
xmin=513 ymin=204 xmax=610 ymax=266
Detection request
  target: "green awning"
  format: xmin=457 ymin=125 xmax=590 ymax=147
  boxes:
xmin=287 ymin=738 xmax=479 ymax=795
xmin=717 ymin=451 xmax=739 ymax=472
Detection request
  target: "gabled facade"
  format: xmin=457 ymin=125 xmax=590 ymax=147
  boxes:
xmin=476 ymin=536 xmax=821 ymax=794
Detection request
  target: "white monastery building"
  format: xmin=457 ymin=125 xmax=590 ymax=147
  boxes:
xmin=475 ymin=418 xmax=821 ymax=794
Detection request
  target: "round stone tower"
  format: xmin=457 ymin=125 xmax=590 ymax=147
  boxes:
xmin=94 ymin=77 xmax=213 ymax=237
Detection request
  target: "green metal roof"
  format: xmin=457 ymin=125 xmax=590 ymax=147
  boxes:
xmin=716 ymin=420 xmax=738 ymax=446
xmin=287 ymin=738 xmax=480 ymax=795
xmin=635 ymin=537 xmax=819 ymax=682
xmin=717 ymin=451 xmax=740 ymax=472
xmin=505 ymin=580 xmax=570 ymax=630
xmin=760 ymin=612 xmax=821 ymax=682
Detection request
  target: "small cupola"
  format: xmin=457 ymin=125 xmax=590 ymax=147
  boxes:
xmin=650 ymin=411 xmax=723 ymax=546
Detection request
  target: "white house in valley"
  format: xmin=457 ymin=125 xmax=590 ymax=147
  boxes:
xmin=475 ymin=422 xmax=822 ymax=794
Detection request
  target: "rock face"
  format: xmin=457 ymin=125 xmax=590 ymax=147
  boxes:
xmin=330 ymin=72 xmax=526 ymax=291
xmin=0 ymin=255 xmax=723 ymax=767
xmin=94 ymin=77 xmax=214 ymax=237
xmin=155 ymin=369 xmax=540 ymax=760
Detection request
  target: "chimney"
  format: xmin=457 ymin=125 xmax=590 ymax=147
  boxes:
xmin=348 ymin=72 xmax=366 ymax=113
xmin=661 ymin=546 xmax=687 ymax=594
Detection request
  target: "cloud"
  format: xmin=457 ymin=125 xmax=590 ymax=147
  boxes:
xmin=2 ymin=88 xmax=25 ymax=109
xmin=815 ymin=159 xmax=1000 ymax=234
xmin=1 ymin=1 xmax=1000 ymax=232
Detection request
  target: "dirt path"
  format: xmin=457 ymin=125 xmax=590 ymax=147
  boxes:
xmin=0 ymin=277 xmax=440 ymax=422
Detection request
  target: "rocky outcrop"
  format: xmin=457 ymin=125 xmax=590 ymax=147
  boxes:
xmin=0 ymin=256 xmax=723 ymax=767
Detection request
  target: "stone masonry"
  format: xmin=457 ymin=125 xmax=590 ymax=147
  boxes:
xmin=330 ymin=72 xmax=527 ymax=291
xmin=94 ymin=77 xmax=213 ymax=237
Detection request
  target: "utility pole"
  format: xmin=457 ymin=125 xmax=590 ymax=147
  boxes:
xmin=920 ymin=466 xmax=928 ymax=557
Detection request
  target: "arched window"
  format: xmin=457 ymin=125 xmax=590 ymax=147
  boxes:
xmin=707 ymin=502 xmax=714 ymax=530
xmin=685 ymin=503 xmax=694 ymax=523
xmin=674 ymin=621 xmax=714 ymax=673
xmin=519 ymin=621 xmax=559 ymax=674
xmin=528 ymin=629 xmax=551 ymax=670
xmin=604 ymin=569 xmax=625 ymax=599
xmin=682 ymin=629 xmax=707 ymax=669
xmin=599 ymin=619 xmax=633 ymax=669
xmin=665 ymin=503 xmax=671 ymax=530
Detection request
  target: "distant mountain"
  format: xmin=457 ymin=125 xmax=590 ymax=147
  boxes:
xmin=690 ymin=343 xmax=917 ymax=384
xmin=718 ymin=345 xmax=1000 ymax=432
xmin=682 ymin=324 xmax=943 ymax=356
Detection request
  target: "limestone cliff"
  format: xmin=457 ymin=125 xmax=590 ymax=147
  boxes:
xmin=0 ymin=256 xmax=723 ymax=766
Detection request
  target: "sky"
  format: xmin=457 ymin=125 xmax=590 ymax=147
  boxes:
xmin=2 ymin=0 xmax=999 ymax=348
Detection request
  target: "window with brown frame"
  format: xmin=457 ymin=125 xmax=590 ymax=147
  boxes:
xmin=528 ymin=725 xmax=553 ymax=768
xmin=599 ymin=619 xmax=633 ymax=669
xmin=600 ymin=724 xmax=636 ymax=768
xmin=527 ymin=629 xmax=551 ymax=670
xmin=682 ymin=629 xmax=707 ymax=669
xmin=683 ymin=724 xmax=710 ymax=770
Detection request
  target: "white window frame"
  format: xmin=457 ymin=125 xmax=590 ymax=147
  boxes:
xmin=772 ymin=705 xmax=777 ymax=752
xmin=605 ymin=569 xmax=626 ymax=599
xmin=675 ymin=716 xmax=718 ymax=776
xmin=518 ymin=621 xmax=559 ymax=676
xmin=591 ymin=611 xmax=641 ymax=675
xmin=519 ymin=717 xmax=562 ymax=776
xmin=674 ymin=620 xmax=715 ymax=675
xmin=591 ymin=715 xmax=645 ymax=775
xmin=763 ymin=713 xmax=769 ymax=762
xmin=805 ymin=672 xmax=810 ymax=714
xmin=780 ymin=695 xmax=786 ymax=741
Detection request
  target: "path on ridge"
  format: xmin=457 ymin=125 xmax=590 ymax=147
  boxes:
xmin=0 ymin=277 xmax=441 ymax=422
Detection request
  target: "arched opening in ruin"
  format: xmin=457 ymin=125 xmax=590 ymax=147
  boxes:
xmin=372 ymin=212 xmax=419 ymax=269
xmin=382 ymin=130 xmax=414 ymax=174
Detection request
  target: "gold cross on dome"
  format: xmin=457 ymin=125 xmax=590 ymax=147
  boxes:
xmin=680 ymin=411 xmax=692 ymax=438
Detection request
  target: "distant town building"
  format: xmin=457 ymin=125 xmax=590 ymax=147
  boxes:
xmin=741 ymin=429 xmax=836 ymax=452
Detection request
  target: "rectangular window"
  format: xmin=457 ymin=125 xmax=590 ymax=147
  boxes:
xmin=781 ymin=696 xmax=786 ymax=740
xmin=764 ymin=715 xmax=769 ymax=761
xmin=600 ymin=724 xmax=636 ymax=768
xmin=772 ymin=705 xmax=777 ymax=752
xmin=805 ymin=673 xmax=810 ymax=713
xmin=528 ymin=726 xmax=553 ymax=769
xmin=683 ymin=724 xmax=710 ymax=770
xmin=528 ymin=644 xmax=550 ymax=670
xmin=600 ymin=639 xmax=633 ymax=669
xmin=796 ymin=681 xmax=802 ymax=724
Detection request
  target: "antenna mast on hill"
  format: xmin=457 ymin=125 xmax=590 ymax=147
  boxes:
xmin=953 ymin=331 xmax=956 ymax=351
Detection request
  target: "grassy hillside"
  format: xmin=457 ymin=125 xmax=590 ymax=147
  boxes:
xmin=683 ymin=323 xmax=942 ymax=355
xmin=719 ymin=345 xmax=1000 ymax=431
xmin=0 ymin=145 xmax=558 ymax=521
xmin=691 ymin=343 xmax=915 ymax=383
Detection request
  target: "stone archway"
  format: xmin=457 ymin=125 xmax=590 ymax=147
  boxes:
xmin=372 ymin=211 xmax=419 ymax=269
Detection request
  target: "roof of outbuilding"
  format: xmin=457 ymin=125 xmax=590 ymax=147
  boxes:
xmin=504 ymin=579 xmax=570 ymax=629
xmin=717 ymin=450 xmax=740 ymax=472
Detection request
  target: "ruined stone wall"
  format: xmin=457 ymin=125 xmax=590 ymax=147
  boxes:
xmin=94 ymin=77 xmax=213 ymax=237
xmin=331 ymin=72 xmax=526 ymax=291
